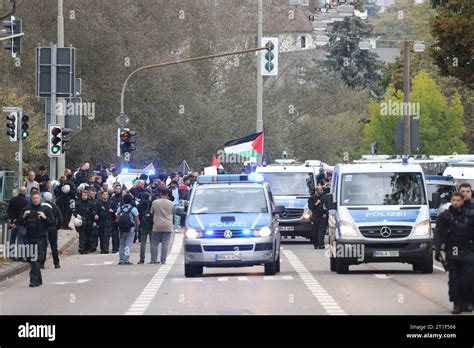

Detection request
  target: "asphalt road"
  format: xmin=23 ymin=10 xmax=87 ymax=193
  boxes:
xmin=0 ymin=233 xmax=469 ymax=315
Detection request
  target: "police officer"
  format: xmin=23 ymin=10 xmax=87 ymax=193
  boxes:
xmin=137 ymin=192 xmax=153 ymax=264
xmin=308 ymin=186 xmax=326 ymax=249
xmin=97 ymin=191 xmax=115 ymax=254
xmin=73 ymin=189 xmax=96 ymax=254
xmin=88 ymin=187 xmax=100 ymax=252
xmin=20 ymin=192 xmax=52 ymax=287
xmin=41 ymin=192 xmax=63 ymax=269
xmin=435 ymin=192 xmax=474 ymax=314
xmin=55 ymin=174 xmax=76 ymax=230
xmin=110 ymin=183 xmax=125 ymax=253
xmin=458 ymin=182 xmax=474 ymax=308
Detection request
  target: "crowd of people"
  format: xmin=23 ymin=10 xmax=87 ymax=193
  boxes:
xmin=7 ymin=162 xmax=199 ymax=287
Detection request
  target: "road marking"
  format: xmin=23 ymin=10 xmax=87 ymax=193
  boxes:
xmin=433 ymin=265 xmax=445 ymax=272
xmin=237 ymin=276 xmax=248 ymax=281
xmin=125 ymin=233 xmax=183 ymax=315
xmin=282 ymin=249 xmax=347 ymax=315
xmin=263 ymin=275 xmax=293 ymax=280
xmin=52 ymin=279 xmax=90 ymax=285
xmin=373 ymin=274 xmax=393 ymax=279
xmin=172 ymin=278 xmax=203 ymax=283
xmin=218 ymin=277 xmax=228 ymax=282
xmin=84 ymin=261 xmax=115 ymax=266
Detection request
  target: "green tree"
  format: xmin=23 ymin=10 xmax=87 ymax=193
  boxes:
xmin=324 ymin=17 xmax=381 ymax=89
xmin=364 ymin=71 xmax=467 ymax=154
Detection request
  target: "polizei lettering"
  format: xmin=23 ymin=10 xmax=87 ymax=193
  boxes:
xmin=365 ymin=212 xmax=406 ymax=218
xmin=18 ymin=322 xmax=56 ymax=342
xmin=209 ymin=221 xmax=247 ymax=227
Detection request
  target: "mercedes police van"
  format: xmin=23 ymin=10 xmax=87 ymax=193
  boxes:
xmin=177 ymin=174 xmax=284 ymax=278
xmin=324 ymin=162 xmax=440 ymax=274
xmin=256 ymin=160 xmax=316 ymax=240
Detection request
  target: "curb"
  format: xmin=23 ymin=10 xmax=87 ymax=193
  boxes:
xmin=0 ymin=229 xmax=78 ymax=282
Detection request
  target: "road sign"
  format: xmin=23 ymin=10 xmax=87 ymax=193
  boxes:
xmin=36 ymin=46 xmax=76 ymax=98
xmin=116 ymin=114 xmax=130 ymax=126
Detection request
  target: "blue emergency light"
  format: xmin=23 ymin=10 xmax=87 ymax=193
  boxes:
xmin=197 ymin=173 xmax=264 ymax=184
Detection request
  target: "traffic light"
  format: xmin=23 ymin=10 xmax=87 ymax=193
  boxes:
xmin=5 ymin=111 xmax=18 ymax=142
xmin=119 ymin=129 xmax=137 ymax=157
xmin=48 ymin=124 xmax=62 ymax=157
xmin=61 ymin=128 xmax=72 ymax=153
xmin=20 ymin=114 xmax=29 ymax=140
xmin=261 ymin=37 xmax=278 ymax=76
xmin=2 ymin=16 xmax=22 ymax=58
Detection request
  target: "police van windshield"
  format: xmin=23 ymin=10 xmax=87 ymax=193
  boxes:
xmin=426 ymin=183 xmax=456 ymax=205
xmin=190 ymin=187 xmax=268 ymax=214
xmin=341 ymin=172 xmax=426 ymax=206
xmin=261 ymin=172 xmax=314 ymax=196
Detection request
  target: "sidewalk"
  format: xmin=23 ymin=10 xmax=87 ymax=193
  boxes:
xmin=0 ymin=229 xmax=78 ymax=282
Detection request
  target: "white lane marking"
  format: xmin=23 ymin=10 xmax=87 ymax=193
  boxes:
xmin=434 ymin=265 xmax=445 ymax=272
xmin=84 ymin=261 xmax=115 ymax=266
xmin=125 ymin=233 xmax=183 ymax=315
xmin=52 ymin=279 xmax=90 ymax=285
xmin=373 ymin=274 xmax=393 ymax=279
xmin=237 ymin=276 xmax=248 ymax=281
xmin=172 ymin=278 xmax=203 ymax=283
xmin=283 ymin=249 xmax=347 ymax=315
xmin=218 ymin=277 xmax=228 ymax=282
xmin=263 ymin=275 xmax=293 ymax=280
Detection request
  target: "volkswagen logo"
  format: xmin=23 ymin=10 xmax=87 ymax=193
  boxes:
xmin=380 ymin=226 xmax=392 ymax=238
xmin=281 ymin=210 xmax=289 ymax=218
xmin=223 ymin=230 xmax=233 ymax=239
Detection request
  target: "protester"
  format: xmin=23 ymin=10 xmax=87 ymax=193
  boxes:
xmin=137 ymin=192 xmax=154 ymax=264
xmin=25 ymin=171 xmax=40 ymax=197
xmin=150 ymin=189 xmax=174 ymax=264
xmin=7 ymin=187 xmax=28 ymax=260
xmin=115 ymin=194 xmax=140 ymax=265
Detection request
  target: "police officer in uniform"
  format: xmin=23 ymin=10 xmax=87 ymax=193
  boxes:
xmin=308 ymin=186 xmax=326 ymax=249
xmin=41 ymin=192 xmax=63 ymax=268
xmin=435 ymin=192 xmax=474 ymax=314
xmin=55 ymin=175 xmax=76 ymax=230
xmin=110 ymin=183 xmax=124 ymax=253
xmin=73 ymin=189 xmax=96 ymax=254
xmin=21 ymin=192 xmax=52 ymax=287
xmin=97 ymin=191 xmax=115 ymax=254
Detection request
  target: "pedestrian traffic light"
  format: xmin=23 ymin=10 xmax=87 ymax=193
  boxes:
xmin=21 ymin=114 xmax=29 ymax=140
xmin=5 ymin=111 xmax=18 ymax=142
xmin=2 ymin=16 xmax=22 ymax=58
xmin=261 ymin=37 xmax=278 ymax=76
xmin=61 ymin=128 xmax=72 ymax=153
xmin=48 ymin=124 xmax=62 ymax=157
xmin=120 ymin=129 xmax=137 ymax=156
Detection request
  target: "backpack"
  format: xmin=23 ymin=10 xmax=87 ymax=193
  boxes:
xmin=118 ymin=205 xmax=135 ymax=233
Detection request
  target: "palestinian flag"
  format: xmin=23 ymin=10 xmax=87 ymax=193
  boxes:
xmin=212 ymin=155 xmax=223 ymax=169
xmin=224 ymin=132 xmax=264 ymax=158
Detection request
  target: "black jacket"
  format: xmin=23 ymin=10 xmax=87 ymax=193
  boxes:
xmin=435 ymin=205 xmax=474 ymax=256
xmin=308 ymin=194 xmax=326 ymax=219
xmin=97 ymin=199 xmax=115 ymax=228
xmin=42 ymin=201 xmax=64 ymax=232
xmin=73 ymin=198 xmax=97 ymax=225
xmin=7 ymin=194 xmax=28 ymax=224
xmin=20 ymin=203 xmax=52 ymax=238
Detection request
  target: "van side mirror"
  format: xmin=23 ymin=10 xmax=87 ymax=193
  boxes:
xmin=273 ymin=205 xmax=285 ymax=215
xmin=322 ymin=194 xmax=336 ymax=210
xmin=430 ymin=192 xmax=441 ymax=209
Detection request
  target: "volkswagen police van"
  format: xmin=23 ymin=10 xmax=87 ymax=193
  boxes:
xmin=256 ymin=161 xmax=315 ymax=239
xmin=325 ymin=162 xmax=440 ymax=274
xmin=177 ymin=174 xmax=284 ymax=277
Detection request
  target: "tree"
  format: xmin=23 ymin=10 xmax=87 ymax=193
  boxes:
xmin=324 ymin=17 xmax=381 ymax=89
xmin=364 ymin=71 xmax=467 ymax=154
xmin=430 ymin=0 xmax=474 ymax=88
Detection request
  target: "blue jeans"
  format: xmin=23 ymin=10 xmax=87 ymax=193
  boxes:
xmin=10 ymin=225 xmax=26 ymax=257
xmin=119 ymin=228 xmax=135 ymax=262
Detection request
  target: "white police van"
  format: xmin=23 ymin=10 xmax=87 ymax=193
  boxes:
xmin=177 ymin=174 xmax=284 ymax=278
xmin=425 ymin=175 xmax=457 ymax=230
xmin=256 ymin=161 xmax=315 ymax=240
xmin=325 ymin=162 xmax=440 ymax=274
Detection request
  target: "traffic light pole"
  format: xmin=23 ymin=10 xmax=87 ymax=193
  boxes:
xmin=57 ymin=0 xmax=66 ymax=178
xmin=256 ymin=0 xmax=263 ymax=165
xmin=18 ymin=108 xmax=23 ymax=189
xmin=50 ymin=44 xmax=58 ymax=181
xmin=403 ymin=40 xmax=411 ymax=155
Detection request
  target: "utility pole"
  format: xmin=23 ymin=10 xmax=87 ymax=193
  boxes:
xmin=57 ymin=0 xmax=65 ymax=178
xmin=403 ymin=40 xmax=411 ymax=155
xmin=18 ymin=108 xmax=23 ymax=189
xmin=50 ymin=44 xmax=58 ymax=181
xmin=256 ymin=0 xmax=263 ymax=134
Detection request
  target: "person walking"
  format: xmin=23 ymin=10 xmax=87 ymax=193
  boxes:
xmin=97 ymin=191 xmax=115 ymax=254
xmin=20 ymin=192 xmax=52 ymax=287
xmin=41 ymin=192 xmax=63 ymax=269
xmin=435 ymin=192 xmax=474 ymax=314
xmin=137 ymin=192 xmax=154 ymax=264
xmin=7 ymin=187 xmax=28 ymax=261
xmin=308 ymin=186 xmax=326 ymax=249
xmin=115 ymin=194 xmax=140 ymax=265
xmin=150 ymin=189 xmax=174 ymax=264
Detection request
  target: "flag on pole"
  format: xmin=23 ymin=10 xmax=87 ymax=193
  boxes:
xmin=224 ymin=132 xmax=264 ymax=158
xmin=212 ymin=155 xmax=223 ymax=169
xmin=143 ymin=163 xmax=156 ymax=175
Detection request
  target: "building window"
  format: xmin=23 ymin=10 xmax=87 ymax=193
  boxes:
xmin=301 ymin=36 xmax=306 ymax=49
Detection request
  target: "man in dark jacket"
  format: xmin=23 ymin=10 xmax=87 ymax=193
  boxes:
xmin=97 ymin=191 xmax=115 ymax=254
xmin=137 ymin=192 xmax=153 ymax=264
xmin=308 ymin=186 xmax=327 ymax=249
xmin=110 ymin=183 xmax=124 ymax=253
xmin=73 ymin=189 xmax=97 ymax=254
xmin=55 ymin=176 xmax=76 ymax=230
xmin=41 ymin=192 xmax=63 ymax=269
xmin=435 ymin=192 xmax=474 ymax=314
xmin=7 ymin=187 xmax=28 ymax=260
xmin=20 ymin=192 xmax=52 ymax=287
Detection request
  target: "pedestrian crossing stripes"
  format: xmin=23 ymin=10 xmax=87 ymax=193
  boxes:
xmin=282 ymin=249 xmax=347 ymax=316
xmin=125 ymin=233 xmax=184 ymax=315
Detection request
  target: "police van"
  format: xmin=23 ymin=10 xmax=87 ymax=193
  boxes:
xmin=324 ymin=162 xmax=441 ymax=274
xmin=425 ymin=175 xmax=457 ymax=230
xmin=256 ymin=161 xmax=316 ymax=239
xmin=177 ymin=174 xmax=284 ymax=278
